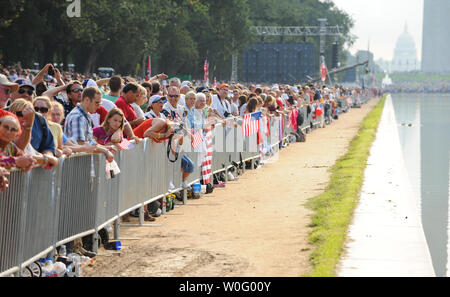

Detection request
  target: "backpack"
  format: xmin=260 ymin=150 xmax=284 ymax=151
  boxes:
xmin=297 ymin=111 xmax=304 ymax=127
xmin=165 ymin=194 xmax=175 ymax=211
xmin=292 ymin=131 xmax=306 ymax=142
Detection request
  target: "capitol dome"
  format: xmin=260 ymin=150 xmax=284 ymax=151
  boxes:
xmin=391 ymin=23 xmax=419 ymax=72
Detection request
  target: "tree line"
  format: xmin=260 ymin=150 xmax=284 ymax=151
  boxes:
xmin=0 ymin=0 xmax=353 ymax=81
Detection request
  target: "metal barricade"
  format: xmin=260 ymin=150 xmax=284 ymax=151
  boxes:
xmin=4 ymin=106 xmax=335 ymax=275
xmin=20 ymin=167 xmax=59 ymax=267
xmin=0 ymin=171 xmax=27 ymax=276
xmin=298 ymin=106 xmax=309 ymax=133
xmin=95 ymin=152 xmax=120 ymax=230
xmin=57 ymin=155 xmax=99 ymax=246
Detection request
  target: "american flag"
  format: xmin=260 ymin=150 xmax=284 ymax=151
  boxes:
xmin=191 ymin=129 xmax=204 ymax=149
xmin=279 ymin=114 xmax=284 ymax=142
xmin=320 ymin=62 xmax=328 ymax=82
xmin=242 ymin=111 xmax=262 ymax=137
xmin=201 ymin=128 xmax=213 ymax=185
xmin=203 ymin=58 xmax=209 ymax=84
xmin=286 ymin=110 xmax=292 ymax=127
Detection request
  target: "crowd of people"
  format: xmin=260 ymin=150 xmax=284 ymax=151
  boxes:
xmin=0 ymin=62 xmax=368 ymax=257
xmin=383 ymin=81 xmax=450 ymax=93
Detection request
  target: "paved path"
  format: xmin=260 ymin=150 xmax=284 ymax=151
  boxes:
xmin=338 ymin=95 xmax=435 ymax=277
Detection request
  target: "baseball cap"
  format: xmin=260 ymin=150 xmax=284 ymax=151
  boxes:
xmin=181 ymin=81 xmax=192 ymax=88
xmin=150 ymin=95 xmax=163 ymax=104
xmin=82 ymin=78 xmax=98 ymax=89
xmin=14 ymin=78 xmax=35 ymax=90
xmin=219 ymin=83 xmax=229 ymax=90
xmin=196 ymin=86 xmax=207 ymax=93
xmin=0 ymin=74 xmax=19 ymax=93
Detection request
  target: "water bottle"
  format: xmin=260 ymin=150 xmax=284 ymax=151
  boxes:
xmin=53 ymin=262 xmax=66 ymax=277
xmin=67 ymin=253 xmax=81 ymax=263
xmin=59 ymin=245 xmax=67 ymax=256
xmin=80 ymin=256 xmax=94 ymax=265
xmin=42 ymin=259 xmax=57 ymax=277
xmin=65 ymin=260 xmax=82 ymax=277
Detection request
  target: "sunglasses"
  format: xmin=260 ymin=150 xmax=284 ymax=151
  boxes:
xmin=34 ymin=107 xmax=49 ymax=113
xmin=71 ymin=88 xmax=83 ymax=93
xmin=168 ymin=94 xmax=179 ymax=98
xmin=15 ymin=111 xmax=23 ymax=117
xmin=18 ymin=89 xmax=34 ymax=96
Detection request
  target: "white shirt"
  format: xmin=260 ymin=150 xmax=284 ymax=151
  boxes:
xmin=162 ymin=102 xmax=185 ymax=122
xmin=230 ymin=101 xmax=239 ymax=116
xmin=211 ymin=94 xmax=232 ymax=118
xmin=239 ymin=104 xmax=247 ymax=117
xmin=178 ymin=94 xmax=186 ymax=107
xmin=132 ymin=103 xmax=145 ymax=119
xmin=144 ymin=110 xmax=166 ymax=119
xmin=102 ymin=99 xmax=116 ymax=111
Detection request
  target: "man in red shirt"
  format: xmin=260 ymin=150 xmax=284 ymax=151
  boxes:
xmin=115 ymin=82 xmax=144 ymax=128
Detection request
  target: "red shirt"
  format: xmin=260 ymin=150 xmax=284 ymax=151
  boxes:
xmin=133 ymin=118 xmax=168 ymax=142
xmin=95 ymin=106 xmax=108 ymax=125
xmin=115 ymin=96 xmax=137 ymax=122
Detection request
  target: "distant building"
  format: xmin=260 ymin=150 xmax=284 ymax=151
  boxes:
xmin=422 ymin=0 xmax=450 ymax=73
xmin=375 ymin=24 xmax=420 ymax=73
xmin=391 ymin=24 xmax=420 ymax=72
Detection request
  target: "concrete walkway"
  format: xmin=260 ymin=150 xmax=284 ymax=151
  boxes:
xmin=337 ymin=95 xmax=436 ymax=277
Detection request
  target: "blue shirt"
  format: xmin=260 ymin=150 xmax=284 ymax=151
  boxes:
xmin=31 ymin=113 xmax=56 ymax=155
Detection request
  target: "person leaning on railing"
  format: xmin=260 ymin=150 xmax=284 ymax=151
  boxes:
xmin=8 ymin=99 xmax=59 ymax=169
xmin=0 ymin=115 xmax=34 ymax=174
xmin=93 ymin=108 xmax=125 ymax=148
xmin=64 ymin=86 xmax=117 ymax=163
xmin=33 ymin=96 xmax=72 ymax=158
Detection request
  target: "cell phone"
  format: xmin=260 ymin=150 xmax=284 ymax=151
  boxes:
xmin=47 ymin=66 xmax=55 ymax=76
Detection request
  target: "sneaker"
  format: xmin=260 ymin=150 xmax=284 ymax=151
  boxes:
xmin=227 ymin=172 xmax=235 ymax=181
xmin=181 ymin=181 xmax=189 ymax=189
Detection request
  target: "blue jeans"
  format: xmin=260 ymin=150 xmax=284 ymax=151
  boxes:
xmin=181 ymin=155 xmax=194 ymax=173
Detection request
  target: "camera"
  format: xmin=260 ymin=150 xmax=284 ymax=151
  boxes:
xmin=47 ymin=66 xmax=55 ymax=76
xmin=174 ymin=123 xmax=184 ymax=135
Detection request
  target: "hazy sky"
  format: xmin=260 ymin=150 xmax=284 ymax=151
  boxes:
xmin=331 ymin=0 xmax=423 ymax=61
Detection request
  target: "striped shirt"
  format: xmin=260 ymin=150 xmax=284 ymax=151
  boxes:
xmin=64 ymin=104 xmax=94 ymax=144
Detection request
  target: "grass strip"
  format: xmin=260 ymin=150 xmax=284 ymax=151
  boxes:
xmin=305 ymin=95 xmax=387 ymax=277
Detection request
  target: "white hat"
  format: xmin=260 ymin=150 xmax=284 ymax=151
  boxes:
xmin=0 ymin=74 xmax=19 ymax=93
xmin=181 ymin=81 xmax=192 ymax=88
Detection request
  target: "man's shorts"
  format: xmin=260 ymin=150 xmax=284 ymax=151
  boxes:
xmin=181 ymin=155 xmax=194 ymax=173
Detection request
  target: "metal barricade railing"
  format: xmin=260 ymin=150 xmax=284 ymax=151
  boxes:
xmin=21 ymin=167 xmax=59 ymax=267
xmin=1 ymin=92 xmax=377 ymax=275
xmin=57 ymin=155 xmax=98 ymax=247
xmin=0 ymin=171 xmax=27 ymax=276
xmin=298 ymin=106 xmax=309 ymax=133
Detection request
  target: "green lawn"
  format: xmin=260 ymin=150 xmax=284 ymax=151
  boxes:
xmin=305 ymin=95 xmax=386 ymax=277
